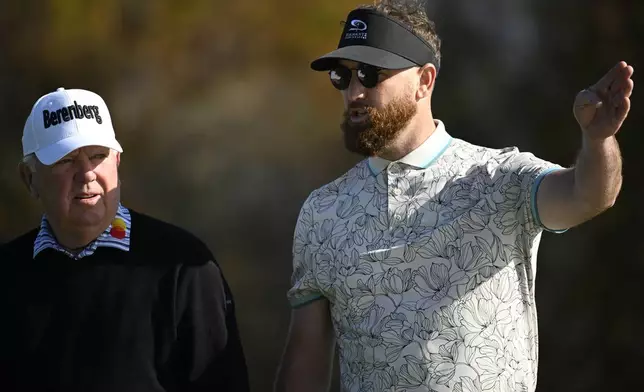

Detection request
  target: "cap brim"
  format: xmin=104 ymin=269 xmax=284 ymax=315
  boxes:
xmin=311 ymin=45 xmax=417 ymax=71
xmin=35 ymin=134 xmax=123 ymax=165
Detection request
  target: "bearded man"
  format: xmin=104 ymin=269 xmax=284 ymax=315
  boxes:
xmin=274 ymin=1 xmax=634 ymax=391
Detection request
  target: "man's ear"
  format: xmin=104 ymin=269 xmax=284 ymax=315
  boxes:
xmin=19 ymin=163 xmax=39 ymax=199
xmin=417 ymin=63 xmax=437 ymax=100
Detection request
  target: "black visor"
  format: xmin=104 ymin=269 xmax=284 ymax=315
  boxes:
xmin=311 ymin=9 xmax=439 ymax=71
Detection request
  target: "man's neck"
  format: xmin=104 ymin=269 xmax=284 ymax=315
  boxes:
xmin=377 ymin=113 xmax=437 ymax=161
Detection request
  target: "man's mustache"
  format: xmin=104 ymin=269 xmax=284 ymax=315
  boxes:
xmin=347 ymin=102 xmax=372 ymax=110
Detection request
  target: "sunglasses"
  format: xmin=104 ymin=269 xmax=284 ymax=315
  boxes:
xmin=329 ymin=63 xmax=386 ymax=90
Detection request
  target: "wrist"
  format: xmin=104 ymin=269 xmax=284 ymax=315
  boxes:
xmin=581 ymin=134 xmax=616 ymax=150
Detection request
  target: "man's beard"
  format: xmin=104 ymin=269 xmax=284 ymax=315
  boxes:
xmin=341 ymin=96 xmax=417 ymax=157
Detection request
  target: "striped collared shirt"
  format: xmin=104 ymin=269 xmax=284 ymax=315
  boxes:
xmin=33 ymin=204 xmax=131 ymax=260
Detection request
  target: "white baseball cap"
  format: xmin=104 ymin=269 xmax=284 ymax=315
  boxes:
xmin=22 ymin=87 xmax=123 ymax=165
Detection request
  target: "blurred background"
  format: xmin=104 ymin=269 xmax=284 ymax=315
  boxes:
xmin=1 ymin=0 xmax=642 ymax=390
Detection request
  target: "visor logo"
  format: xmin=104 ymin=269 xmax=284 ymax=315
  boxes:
xmin=348 ymin=19 xmax=367 ymax=31
xmin=344 ymin=19 xmax=368 ymax=40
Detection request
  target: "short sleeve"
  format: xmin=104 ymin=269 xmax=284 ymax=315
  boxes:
xmin=490 ymin=148 xmax=567 ymax=235
xmin=286 ymin=198 xmax=324 ymax=308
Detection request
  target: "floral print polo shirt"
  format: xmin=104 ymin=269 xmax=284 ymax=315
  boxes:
xmin=287 ymin=120 xmax=564 ymax=392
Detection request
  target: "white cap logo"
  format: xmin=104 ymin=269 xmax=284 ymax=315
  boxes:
xmin=22 ymin=87 xmax=123 ymax=165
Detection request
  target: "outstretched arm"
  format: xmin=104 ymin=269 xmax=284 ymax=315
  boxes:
xmin=537 ymin=61 xmax=634 ymax=231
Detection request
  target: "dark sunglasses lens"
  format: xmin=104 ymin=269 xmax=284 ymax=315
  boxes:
xmin=329 ymin=67 xmax=351 ymax=90
xmin=357 ymin=65 xmax=380 ymax=88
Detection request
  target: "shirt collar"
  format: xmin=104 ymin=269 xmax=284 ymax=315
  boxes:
xmin=33 ymin=203 xmax=132 ymax=260
xmin=367 ymin=119 xmax=452 ymax=176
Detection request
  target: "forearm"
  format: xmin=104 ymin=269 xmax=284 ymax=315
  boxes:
xmin=274 ymin=303 xmax=336 ymax=392
xmin=537 ymin=61 xmax=631 ymax=230
xmin=573 ymin=135 xmax=622 ymax=211
xmin=274 ymin=340 xmax=335 ymax=392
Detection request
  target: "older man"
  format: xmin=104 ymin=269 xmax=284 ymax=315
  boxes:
xmin=0 ymin=88 xmax=249 ymax=392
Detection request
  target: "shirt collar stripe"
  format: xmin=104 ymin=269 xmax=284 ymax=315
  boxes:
xmin=367 ymin=119 xmax=452 ymax=175
xmin=33 ymin=204 xmax=131 ymax=259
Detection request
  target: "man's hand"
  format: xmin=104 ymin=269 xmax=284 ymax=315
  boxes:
xmin=573 ymin=61 xmax=634 ymax=140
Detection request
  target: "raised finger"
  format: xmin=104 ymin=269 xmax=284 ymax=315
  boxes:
xmin=610 ymin=78 xmax=634 ymax=103
xmin=621 ymin=78 xmax=634 ymax=98
xmin=613 ymin=96 xmax=630 ymax=124
xmin=594 ymin=61 xmax=630 ymax=93
xmin=611 ymin=66 xmax=634 ymax=88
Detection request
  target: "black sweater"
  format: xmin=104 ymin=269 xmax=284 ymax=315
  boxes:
xmin=0 ymin=209 xmax=249 ymax=392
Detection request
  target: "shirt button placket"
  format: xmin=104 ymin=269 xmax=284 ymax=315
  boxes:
xmin=388 ymin=162 xmax=401 ymax=230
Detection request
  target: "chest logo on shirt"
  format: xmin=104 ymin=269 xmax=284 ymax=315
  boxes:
xmin=110 ymin=218 xmax=127 ymax=239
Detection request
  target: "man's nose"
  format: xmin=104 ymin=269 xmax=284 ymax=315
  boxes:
xmin=347 ymin=71 xmax=366 ymax=101
xmin=73 ymin=156 xmax=97 ymax=184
